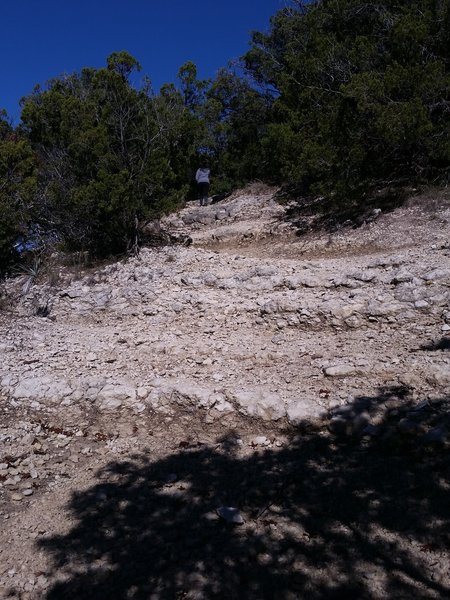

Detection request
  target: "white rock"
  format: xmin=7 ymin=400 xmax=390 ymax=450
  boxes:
xmin=286 ymin=399 xmax=324 ymax=424
xmin=330 ymin=303 xmax=365 ymax=319
xmin=426 ymin=366 xmax=450 ymax=386
xmin=13 ymin=377 xmax=49 ymax=399
xmin=414 ymin=300 xmax=429 ymax=309
xmin=251 ymin=436 xmax=270 ymax=446
xmin=137 ymin=387 xmax=149 ymax=399
xmin=216 ymin=506 xmax=244 ymax=524
xmin=232 ymin=387 xmax=286 ymax=421
xmin=324 ymin=365 xmax=360 ymax=378
xmin=422 ymin=269 xmax=450 ymax=282
xmin=97 ymin=382 xmax=136 ymax=410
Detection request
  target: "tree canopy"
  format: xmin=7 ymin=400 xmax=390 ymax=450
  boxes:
xmin=244 ymin=0 xmax=450 ymax=199
xmin=1 ymin=1 xmax=450 ymax=273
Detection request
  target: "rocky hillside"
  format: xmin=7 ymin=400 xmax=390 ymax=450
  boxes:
xmin=0 ymin=186 xmax=449 ymax=599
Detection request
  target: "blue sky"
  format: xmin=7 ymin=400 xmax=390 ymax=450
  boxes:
xmin=1 ymin=0 xmax=287 ymax=123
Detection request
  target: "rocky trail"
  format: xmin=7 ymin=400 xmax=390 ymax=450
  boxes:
xmin=0 ymin=186 xmax=449 ymax=599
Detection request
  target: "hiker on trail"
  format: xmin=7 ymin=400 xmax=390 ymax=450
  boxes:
xmin=195 ymin=164 xmax=210 ymax=206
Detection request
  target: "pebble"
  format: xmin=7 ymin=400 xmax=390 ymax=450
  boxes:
xmin=216 ymin=506 xmax=244 ymax=524
xmin=422 ymin=427 xmax=447 ymax=445
xmin=398 ymin=418 xmax=421 ymax=435
xmin=362 ymin=424 xmax=381 ymax=437
xmin=329 ymin=416 xmax=351 ymax=436
xmin=324 ymin=364 xmax=359 ymax=378
xmin=251 ymin=436 xmax=270 ymax=447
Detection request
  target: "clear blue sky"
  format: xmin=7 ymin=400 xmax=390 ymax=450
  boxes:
xmin=1 ymin=0 xmax=287 ymax=123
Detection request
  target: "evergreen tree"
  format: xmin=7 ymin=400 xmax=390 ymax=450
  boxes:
xmin=244 ymin=0 xmax=450 ymax=203
xmin=20 ymin=53 xmax=198 ymax=256
xmin=0 ymin=110 xmax=37 ymax=273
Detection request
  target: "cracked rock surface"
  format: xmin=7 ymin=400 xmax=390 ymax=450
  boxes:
xmin=0 ymin=186 xmax=449 ymax=598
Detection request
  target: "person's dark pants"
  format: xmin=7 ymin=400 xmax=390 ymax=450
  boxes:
xmin=198 ymin=182 xmax=210 ymax=206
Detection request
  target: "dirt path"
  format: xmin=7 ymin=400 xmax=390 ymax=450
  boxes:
xmin=0 ymin=186 xmax=449 ymax=598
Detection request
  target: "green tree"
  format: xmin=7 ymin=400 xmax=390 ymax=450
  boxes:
xmin=205 ymin=68 xmax=271 ymax=189
xmin=20 ymin=53 xmax=196 ymax=256
xmin=244 ymin=0 xmax=450 ymax=205
xmin=0 ymin=110 xmax=37 ymax=273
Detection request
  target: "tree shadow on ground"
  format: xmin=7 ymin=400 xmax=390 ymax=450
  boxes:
xmin=39 ymin=387 xmax=450 ymax=599
xmin=419 ymin=337 xmax=450 ymax=352
xmin=280 ymin=186 xmax=413 ymax=236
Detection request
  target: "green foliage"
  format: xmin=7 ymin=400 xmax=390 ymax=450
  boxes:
xmin=3 ymin=1 xmax=450 ymax=269
xmin=0 ymin=110 xmax=37 ymax=273
xmin=107 ymin=51 xmax=141 ymax=79
xmin=20 ymin=53 xmax=196 ymax=256
xmin=204 ymin=69 xmax=271 ymax=188
xmin=244 ymin=0 xmax=450 ymax=204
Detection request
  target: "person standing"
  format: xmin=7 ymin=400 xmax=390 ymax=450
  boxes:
xmin=195 ymin=164 xmax=210 ymax=206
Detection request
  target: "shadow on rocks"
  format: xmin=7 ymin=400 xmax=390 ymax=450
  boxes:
xmin=38 ymin=387 xmax=450 ymax=599
xmin=419 ymin=337 xmax=450 ymax=352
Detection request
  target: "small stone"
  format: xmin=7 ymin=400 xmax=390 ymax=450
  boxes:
xmin=426 ymin=366 xmax=450 ymax=386
xmin=11 ymin=493 xmax=23 ymax=501
xmin=414 ymin=300 xmax=429 ymax=309
xmin=217 ymin=506 xmax=244 ymax=524
xmin=22 ymin=488 xmax=34 ymax=496
xmin=324 ymin=364 xmax=359 ymax=378
xmin=57 ymin=438 xmax=71 ymax=447
xmin=362 ymin=424 xmax=381 ymax=437
xmin=353 ymin=412 xmax=370 ymax=434
xmin=391 ymin=271 xmax=413 ymax=284
xmin=37 ymin=575 xmax=49 ymax=588
xmin=422 ymin=427 xmax=447 ymax=445
xmin=329 ymin=416 xmax=351 ymax=436
xmin=204 ymin=511 xmax=219 ymax=521
xmin=398 ymin=418 xmax=420 ymax=435
xmin=251 ymin=436 xmax=270 ymax=447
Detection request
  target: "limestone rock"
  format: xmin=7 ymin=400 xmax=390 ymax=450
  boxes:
xmin=425 ymin=366 xmax=450 ymax=386
xmin=97 ymin=382 xmax=136 ymax=410
xmin=323 ymin=365 xmax=360 ymax=378
xmin=216 ymin=506 xmax=244 ymax=524
xmin=231 ymin=388 xmax=286 ymax=421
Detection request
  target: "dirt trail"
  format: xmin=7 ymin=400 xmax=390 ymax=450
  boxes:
xmin=0 ymin=186 xmax=449 ymax=599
